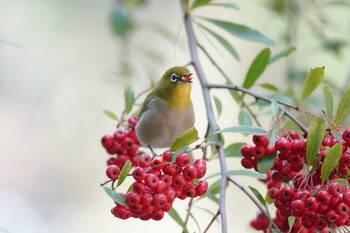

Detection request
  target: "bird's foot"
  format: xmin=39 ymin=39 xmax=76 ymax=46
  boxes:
xmin=147 ymin=145 xmax=158 ymax=158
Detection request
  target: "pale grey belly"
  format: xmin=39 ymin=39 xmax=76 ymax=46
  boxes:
xmin=136 ymin=98 xmax=194 ymax=148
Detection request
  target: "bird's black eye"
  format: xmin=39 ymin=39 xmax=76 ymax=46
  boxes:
xmin=170 ymin=73 xmax=178 ymax=83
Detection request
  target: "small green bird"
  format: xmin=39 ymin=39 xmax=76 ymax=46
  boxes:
xmin=136 ymin=66 xmax=195 ymax=157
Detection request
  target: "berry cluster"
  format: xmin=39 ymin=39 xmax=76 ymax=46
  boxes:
xmin=241 ymin=130 xmax=350 ymax=232
xmin=101 ymin=116 xmax=141 ymax=169
xmin=109 ymin=152 xmax=208 ymax=221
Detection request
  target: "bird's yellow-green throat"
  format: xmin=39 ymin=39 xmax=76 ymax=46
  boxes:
xmin=168 ymin=84 xmax=191 ymax=109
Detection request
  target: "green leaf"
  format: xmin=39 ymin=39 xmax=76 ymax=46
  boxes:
xmin=209 ymin=3 xmax=240 ymax=10
xmin=270 ymin=100 xmax=279 ymax=117
xmin=249 ymin=186 xmax=268 ymax=211
xmin=330 ymin=178 xmax=349 ymax=187
xmin=208 ymin=126 xmax=266 ymax=138
xmin=272 ymin=228 xmax=283 ymax=233
xmin=323 ymin=85 xmax=334 ymax=119
xmin=269 ymin=46 xmax=297 ymax=64
xmin=288 ymin=216 xmax=296 ymax=232
xmin=191 ymin=0 xmax=212 ymax=9
xmin=170 ymin=127 xmax=199 ymax=152
xmin=124 ymin=82 xmax=134 ymax=114
xmin=117 ymin=160 xmax=132 ymax=187
xmin=224 ymin=142 xmax=245 ymax=157
xmin=213 ymin=96 xmax=223 ymax=118
xmin=306 ymin=118 xmax=326 ymax=166
xmin=206 ymin=169 xmax=267 ymax=179
xmin=201 ymin=18 xmax=275 ymax=45
xmin=198 ymin=23 xmax=240 ymax=60
xmin=168 ymin=208 xmax=189 ymax=233
xmin=103 ymin=110 xmax=118 ymax=121
xmin=257 ymin=154 xmax=276 ymax=173
xmin=110 ymin=2 xmax=133 ymax=38
xmin=259 ymin=83 xmax=279 ymax=92
xmin=301 ymin=67 xmax=325 ymax=101
xmin=238 ymin=110 xmax=252 ymax=126
xmin=321 ymin=143 xmax=343 ymax=184
xmin=243 ymin=48 xmax=271 ymax=89
xmin=334 ymin=84 xmax=350 ymax=125
xmin=103 ymin=186 xmax=127 ymax=205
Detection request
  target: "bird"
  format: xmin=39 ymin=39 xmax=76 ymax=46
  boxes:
xmin=135 ymin=66 xmax=195 ymax=157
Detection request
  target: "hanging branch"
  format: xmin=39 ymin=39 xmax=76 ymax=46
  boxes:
xmin=181 ymin=2 xmax=229 ymax=233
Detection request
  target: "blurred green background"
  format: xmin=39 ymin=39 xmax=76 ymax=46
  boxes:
xmin=1 ymin=0 xmax=349 ymax=232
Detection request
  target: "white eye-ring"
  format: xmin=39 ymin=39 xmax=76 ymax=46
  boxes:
xmin=170 ymin=73 xmax=178 ymax=83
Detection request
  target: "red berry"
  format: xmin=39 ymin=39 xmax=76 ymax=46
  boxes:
xmin=241 ymin=157 xmax=254 ymax=169
xmin=343 ymin=189 xmax=350 ymax=205
xmin=342 ymin=129 xmax=350 ymax=143
xmin=154 ymin=180 xmax=167 ymax=194
xmin=152 ymin=193 xmax=167 ymax=208
xmin=151 ymin=208 xmax=164 ymax=221
xmin=113 ymin=130 xmax=126 ymax=142
xmin=305 ymin=197 xmax=319 ymax=211
xmin=275 ymin=138 xmax=291 ymax=153
xmin=162 ymin=164 xmax=177 ymax=176
xmin=132 ymin=167 xmax=147 ymax=181
xmin=164 ymin=187 xmax=176 ymax=203
xmin=159 ymin=174 xmax=173 ymax=187
xmin=325 ymin=209 xmax=339 ymax=223
xmin=252 ymin=146 xmax=265 ymax=159
xmin=291 ymin=200 xmax=305 ymax=217
xmin=265 ymin=145 xmax=277 ymax=155
xmin=253 ymin=135 xmax=269 ymax=147
xmin=182 ymin=165 xmax=198 ymax=181
xmin=329 ymin=182 xmax=343 ymax=196
xmin=122 ymin=137 xmax=134 ymax=149
xmin=316 ymin=190 xmax=331 ymax=205
xmin=106 ymin=165 xmax=121 ymax=180
xmin=172 ymin=174 xmax=186 ymax=189
xmin=279 ymin=186 xmax=294 ymax=201
xmin=128 ymin=116 xmax=138 ymax=128
xmin=151 ymin=157 xmax=164 ymax=170
xmin=182 ymin=187 xmax=196 ymax=197
xmin=195 ymin=180 xmax=208 ymax=196
xmin=195 ymin=163 xmax=207 ymax=178
xmin=126 ymin=192 xmax=140 ymax=205
xmin=240 ymin=144 xmax=253 ymax=158
xmin=101 ymin=135 xmax=115 ymax=149
xmin=132 ymin=182 xmax=146 ymax=193
xmin=175 ymin=153 xmax=191 ymax=167
xmin=268 ymin=187 xmax=280 ymax=199
xmin=140 ymin=192 xmax=152 ymax=206
xmin=139 ymin=154 xmax=152 ymax=168
xmin=162 ymin=150 xmax=172 ymax=162
xmin=336 ymin=202 xmax=350 ymax=216
xmin=145 ymin=173 xmax=159 ymax=189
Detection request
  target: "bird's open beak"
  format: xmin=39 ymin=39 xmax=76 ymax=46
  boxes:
xmin=181 ymin=73 xmax=193 ymax=83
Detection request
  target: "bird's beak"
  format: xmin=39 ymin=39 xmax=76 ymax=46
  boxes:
xmin=181 ymin=73 xmax=193 ymax=83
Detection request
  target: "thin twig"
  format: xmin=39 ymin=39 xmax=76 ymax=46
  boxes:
xmin=227 ymin=176 xmax=281 ymax=231
xmin=203 ymin=210 xmax=220 ymax=233
xmin=183 ymin=198 xmax=194 ymax=233
xmin=181 ymin=2 xmax=229 ymax=233
xmin=208 ymin=83 xmax=309 ymax=133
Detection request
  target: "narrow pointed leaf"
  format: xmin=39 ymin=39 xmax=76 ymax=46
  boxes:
xmin=239 ymin=110 xmax=252 ymax=126
xmin=330 ymin=178 xmax=349 ymax=187
xmin=170 ymin=127 xmax=199 ymax=152
xmin=168 ymin=208 xmax=189 ymax=233
xmin=249 ymin=186 xmax=268 ymax=210
xmin=323 ymin=85 xmax=334 ymax=119
xmin=243 ymin=48 xmax=271 ymax=89
xmin=259 ymin=83 xmax=279 ymax=92
xmin=306 ymin=118 xmax=326 ymax=166
xmin=117 ymin=160 xmax=132 ymax=187
xmin=213 ymin=96 xmax=223 ymax=118
xmin=208 ymin=126 xmax=266 ymax=138
xmin=334 ymin=84 xmax=350 ymax=125
xmin=191 ymin=0 xmax=212 ymax=9
xmin=224 ymin=142 xmax=245 ymax=157
xmin=124 ymin=82 xmax=134 ymax=113
xmin=269 ymin=46 xmax=296 ymax=64
xmin=321 ymin=143 xmax=342 ymax=184
xmin=103 ymin=110 xmax=118 ymax=121
xmin=257 ymin=154 xmax=276 ymax=173
xmin=270 ymin=100 xmax=279 ymax=117
xmin=198 ymin=23 xmax=240 ymax=60
xmin=209 ymin=3 xmax=240 ymax=10
xmin=301 ymin=67 xmax=325 ymax=101
xmin=103 ymin=186 xmax=127 ymax=205
xmin=202 ymin=18 xmax=275 ymax=45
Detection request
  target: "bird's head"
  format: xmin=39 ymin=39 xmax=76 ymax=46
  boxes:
xmin=154 ymin=66 xmax=193 ymax=108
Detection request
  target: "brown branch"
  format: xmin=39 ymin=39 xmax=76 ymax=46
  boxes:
xmin=203 ymin=209 xmax=220 ymax=233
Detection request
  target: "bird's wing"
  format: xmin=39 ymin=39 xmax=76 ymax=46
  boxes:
xmin=138 ymin=93 xmax=155 ymax=120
